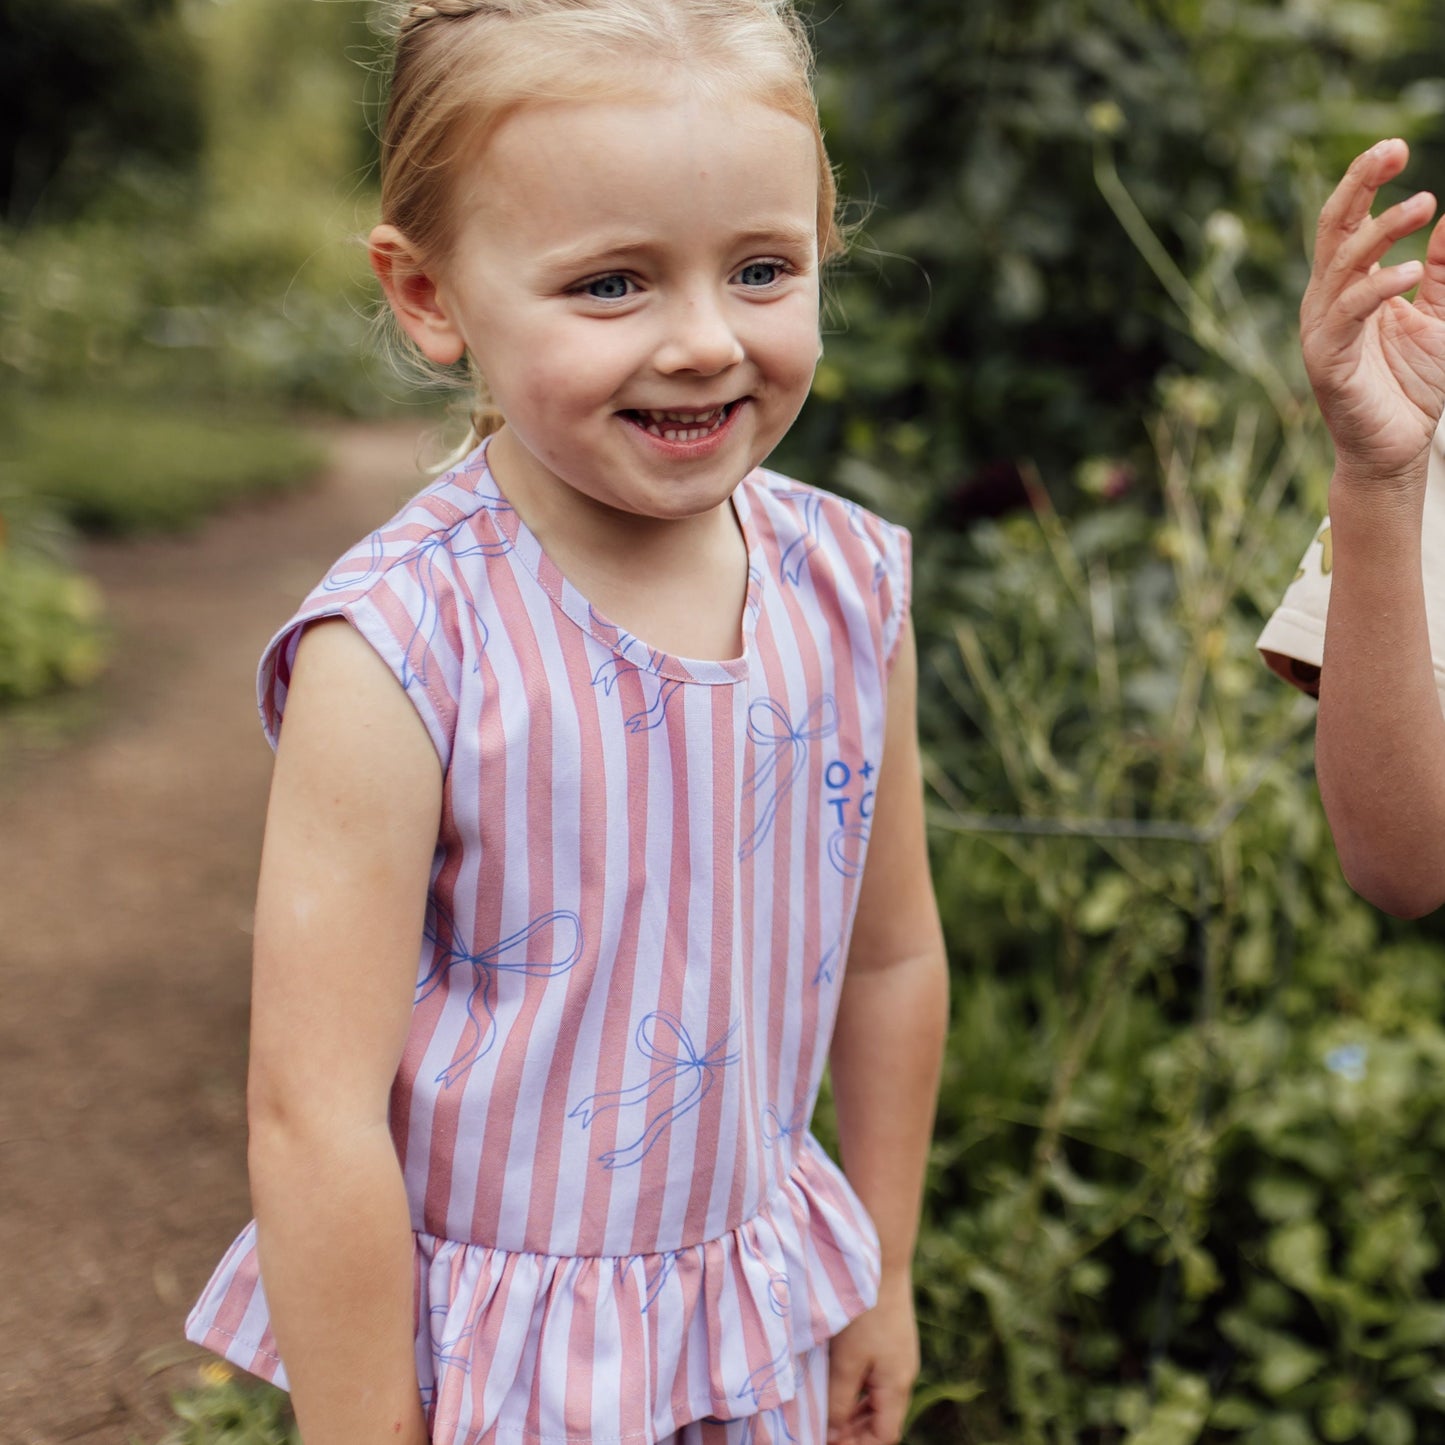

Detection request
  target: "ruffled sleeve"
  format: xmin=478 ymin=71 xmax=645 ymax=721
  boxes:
xmin=257 ymin=520 xmax=471 ymax=770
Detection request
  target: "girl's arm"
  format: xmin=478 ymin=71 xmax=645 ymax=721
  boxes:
xmin=1300 ymin=139 xmax=1445 ymax=915
xmin=247 ymin=619 xmax=441 ymax=1445
xmin=826 ymin=614 xmax=949 ymax=1445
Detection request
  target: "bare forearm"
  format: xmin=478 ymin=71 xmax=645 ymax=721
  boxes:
xmin=250 ymin=1122 xmax=428 ymax=1445
xmin=829 ymin=948 xmax=948 ymax=1276
xmin=1317 ymin=471 xmax=1445 ymax=915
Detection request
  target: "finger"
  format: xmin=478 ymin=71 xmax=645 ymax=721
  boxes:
xmin=1330 ymin=191 xmax=1438 ymax=282
xmin=1304 ymin=257 xmax=1424 ymax=383
xmin=1303 ymin=189 xmax=1435 ymax=333
xmin=1333 ymin=259 xmax=1425 ymax=324
xmin=1304 ymin=232 xmax=1423 ymax=335
xmin=866 ymin=1380 xmax=909 ymax=1445
xmin=1313 ymin=138 xmax=1411 ymax=273
xmin=826 ymin=1349 xmax=868 ymax=1441
xmin=1414 ymin=211 xmax=1445 ymax=322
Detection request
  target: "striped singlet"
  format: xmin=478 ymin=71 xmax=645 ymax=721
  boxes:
xmin=186 ymin=441 xmax=911 ymax=1445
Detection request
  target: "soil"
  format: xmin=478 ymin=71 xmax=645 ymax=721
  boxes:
xmin=0 ymin=420 xmax=437 ymax=1445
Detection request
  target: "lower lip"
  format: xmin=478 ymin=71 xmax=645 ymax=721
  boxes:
xmin=619 ymin=401 xmax=746 ymax=461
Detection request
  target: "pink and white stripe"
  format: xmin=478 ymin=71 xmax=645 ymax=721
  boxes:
xmin=187 ymin=441 xmax=910 ymax=1444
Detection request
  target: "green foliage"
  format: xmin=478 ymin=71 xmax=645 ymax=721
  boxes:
xmin=0 ymin=210 xmax=382 ymax=415
xmin=780 ymin=0 xmax=1445 ymax=510
xmin=16 ymin=0 xmax=1445 ymax=1436
xmin=5 ymin=398 xmax=325 ymax=536
xmin=782 ymin=11 xmax=1445 ymax=1431
xmin=902 ymin=137 xmax=1445 ymax=1443
xmin=162 ymin=1372 xmax=298 ymax=1445
xmin=192 ymin=0 xmax=380 ymax=217
xmin=0 ymin=0 xmax=383 ymax=416
xmin=0 ymin=0 xmax=202 ymax=226
xmin=0 ymin=392 xmax=320 ymax=708
xmin=0 ymin=548 xmax=104 ymax=702
xmin=0 ymin=429 xmax=106 ymax=702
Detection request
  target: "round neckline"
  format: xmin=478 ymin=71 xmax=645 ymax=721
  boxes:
xmin=465 ymin=440 xmax=761 ymax=686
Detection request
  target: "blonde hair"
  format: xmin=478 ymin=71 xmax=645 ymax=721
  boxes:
xmin=376 ymin=0 xmax=841 ymax=443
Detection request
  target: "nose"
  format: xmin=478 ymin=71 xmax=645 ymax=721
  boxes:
xmin=654 ymin=290 xmax=745 ymax=376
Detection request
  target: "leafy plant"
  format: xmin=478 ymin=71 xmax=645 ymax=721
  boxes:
xmin=0 ymin=548 xmax=103 ymax=702
xmin=899 ymin=128 xmax=1445 ymax=1444
xmin=5 ymin=397 xmax=324 ymax=536
xmin=781 ymin=0 xmax=1445 ymax=520
xmin=0 ymin=0 xmax=202 ymax=227
xmin=162 ymin=1367 xmax=298 ymax=1445
xmin=0 ymin=0 xmax=383 ymax=417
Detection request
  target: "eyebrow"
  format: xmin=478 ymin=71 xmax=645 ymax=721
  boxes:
xmin=535 ymin=222 xmax=818 ymax=278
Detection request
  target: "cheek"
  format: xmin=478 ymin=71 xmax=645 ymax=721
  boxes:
xmin=761 ymin=305 xmax=822 ymax=385
xmin=524 ymin=322 xmax=639 ymax=408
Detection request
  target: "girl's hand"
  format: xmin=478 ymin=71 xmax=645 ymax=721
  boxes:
xmin=1300 ymin=138 xmax=1445 ymax=488
xmin=825 ymin=1272 xmax=920 ymax=1445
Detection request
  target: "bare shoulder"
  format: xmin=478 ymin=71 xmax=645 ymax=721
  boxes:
xmin=273 ymin=618 xmax=442 ymax=807
xmin=263 ymin=610 xmax=442 ymax=860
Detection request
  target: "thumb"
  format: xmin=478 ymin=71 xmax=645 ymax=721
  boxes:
xmin=1414 ymin=211 xmax=1445 ymax=322
xmin=827 ymin=1333 xmax=868 ymax=1440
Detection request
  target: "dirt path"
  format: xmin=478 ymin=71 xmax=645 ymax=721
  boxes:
xmin=0 ymin=420 xmax=435 ymax=1445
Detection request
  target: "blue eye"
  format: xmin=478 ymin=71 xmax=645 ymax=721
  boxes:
xmin=737 ymin=262 xmax=782 ymax=287
xmin=584 ymin=275 xmax=632 ymax=300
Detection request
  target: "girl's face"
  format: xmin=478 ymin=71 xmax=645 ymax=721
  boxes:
xmin=407 ymin=87 xmax=823 ymax=525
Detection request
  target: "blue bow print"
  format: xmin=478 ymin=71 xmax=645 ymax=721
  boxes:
xmin=777 ymin=491 xmax=823 ymax=586
xmin=738 ymin=695 xmax=839 ymax=861
xmin=639 ymin=1252 xmax=677 ymax=1314
xmin=569 ymin=1012 xmax=740 ymax=1170
xmin=738 ymin=1347 xmax=799 ymax=1444
xmin=827 ymin=823 xmax=869 ymax=879
xmin=761 ymin=1102 xmax=806 ymax=1148
xmin=416 ymin=905 xmax=583 ymax=1088
xmin=428 ymin=1305 xmax=478 ymax=1373
xmin=591 ymin=652 xmax=682 ymax=733
xmin=322 ymin=517 xmax=507 ymax=690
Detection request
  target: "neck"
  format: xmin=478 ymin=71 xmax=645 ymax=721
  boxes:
xmin=484 ymin=426 xmax=745 ymax=581
xmin=482 ymin=426 xmax=751 ymax=662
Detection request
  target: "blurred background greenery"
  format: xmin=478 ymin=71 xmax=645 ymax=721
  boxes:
xmin=9 ymin=1 xmax=1445 ymax=1441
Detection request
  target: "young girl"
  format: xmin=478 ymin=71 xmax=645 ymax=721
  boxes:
xmin=1259 ymin=138 xmax=1445 ymax=917
xmin=184 ymin=4 xmax=949 ymax=1445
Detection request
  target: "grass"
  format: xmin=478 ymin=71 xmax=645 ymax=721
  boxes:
xmin=159 ymin=1367 xmax=298 ymax=1445
xmin=0 ymin=550 xmax=105 ymax=703
xmin=5 ymin=396 xmax=325 ymax=536
xmin=0 ymin=392 xmax=323 ymax=713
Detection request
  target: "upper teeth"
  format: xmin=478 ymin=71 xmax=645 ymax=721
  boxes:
xmin=629 ymin=405 xmax=734 ymax=442
xmin=639 ymin=408 xmax=726 ymax=423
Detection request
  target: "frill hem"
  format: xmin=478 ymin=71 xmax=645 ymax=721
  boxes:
xmin=185 ymin=1135 xmax=879 ymax=1445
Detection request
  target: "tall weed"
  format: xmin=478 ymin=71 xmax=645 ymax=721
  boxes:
xmin=904 ymin=147 xmax=1445 ymax=1444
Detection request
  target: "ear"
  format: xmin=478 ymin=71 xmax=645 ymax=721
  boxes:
xmin=369 ymin=224 xmax=467 ymax=366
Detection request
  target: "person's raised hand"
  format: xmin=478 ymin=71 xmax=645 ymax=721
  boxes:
xmin=1300 ymin=138 xmax=1445 ymax=490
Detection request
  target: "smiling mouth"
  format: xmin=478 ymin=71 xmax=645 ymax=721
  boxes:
xmin=620 ymin=401 xmax=741 ymax=442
